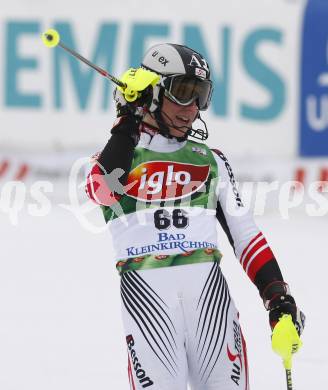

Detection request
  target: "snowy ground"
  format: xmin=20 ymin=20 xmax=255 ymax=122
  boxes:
xmin=0 ymin=204 xmax=326 ymax=389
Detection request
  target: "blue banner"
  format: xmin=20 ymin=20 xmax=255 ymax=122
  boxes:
xmin=300 ymin=0 xmax=328 ymax=156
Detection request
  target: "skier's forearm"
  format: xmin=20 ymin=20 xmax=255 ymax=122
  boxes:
xmin=253 ymin=258 xmax=284 ymax=297
xmin=97 ymin=116 xmax=139 ymax=186
xmin=98 ymin=132 xmax=135 ymax=186
xmin=85 ymin=116 xmax=139 ymax=206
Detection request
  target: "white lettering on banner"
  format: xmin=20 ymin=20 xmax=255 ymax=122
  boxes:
xmin=318 ymin=72 xmax=328 ymax=88
xmin=306 ymin=95 xmax=328 ymax=131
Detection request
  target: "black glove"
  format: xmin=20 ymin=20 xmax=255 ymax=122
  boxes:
xmin=262 ymin=281 xmax=305 ymax=336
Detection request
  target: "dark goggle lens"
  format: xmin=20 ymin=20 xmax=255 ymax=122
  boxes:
xmin=166 ymin=76 xmax=212 ymax=110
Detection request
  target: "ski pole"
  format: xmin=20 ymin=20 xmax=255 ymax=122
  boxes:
xmin=41 ymin=28 xmax=126 ymax=89
xmin=285 ymin=365 xmax=293 ymax=390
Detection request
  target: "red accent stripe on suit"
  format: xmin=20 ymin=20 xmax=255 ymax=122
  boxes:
xmin=127 ymin=355 xmax=136 ymax=390
xmin=241 ymin=328 xmax=249 ymax=390
xmin=240 ymin=232 xmax=262 ymax=266
xmin=247 ymin=246 xmax=274 ymax=282
xmin=242 ymin=238 xmax=267 ymax=270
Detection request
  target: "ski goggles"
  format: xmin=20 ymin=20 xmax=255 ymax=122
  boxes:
xmin=163 ymin=75 xmax=213 ymax=111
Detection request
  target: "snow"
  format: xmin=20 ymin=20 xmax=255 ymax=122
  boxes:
xmin=0 ymin=205 xmax=326 ymax=389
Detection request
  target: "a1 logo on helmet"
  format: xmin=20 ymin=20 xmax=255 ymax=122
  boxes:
xmin=126 ymin=161 xmax=210 ymax=201
xmin=189 ymin=54 xmax=209 ymax=74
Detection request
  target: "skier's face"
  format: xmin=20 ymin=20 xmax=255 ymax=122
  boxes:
xmin=161 ymin=96 xmax=199 ymax=138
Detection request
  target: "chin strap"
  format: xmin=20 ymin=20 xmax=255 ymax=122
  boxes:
xmin=189 ymin=114 xmax=209 ymax=140
xmin=150 ymin=110 xmax=209 ymax=142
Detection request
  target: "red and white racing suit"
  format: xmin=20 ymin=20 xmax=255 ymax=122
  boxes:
xmin=86 ymin=122 xmax=283 ymax=390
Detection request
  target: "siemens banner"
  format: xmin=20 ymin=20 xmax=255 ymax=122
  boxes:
xmin=0 ymin=0 xmax=309 ymax=157
xmin=3 ymin=21 xmax=285 ymax=120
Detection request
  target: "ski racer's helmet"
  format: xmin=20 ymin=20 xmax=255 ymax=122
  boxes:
xmin=141 ymin=43 xmax=213 ymax=140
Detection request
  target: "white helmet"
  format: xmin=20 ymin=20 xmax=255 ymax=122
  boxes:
xmin=141 ymin=43 xmax=213 ymax=140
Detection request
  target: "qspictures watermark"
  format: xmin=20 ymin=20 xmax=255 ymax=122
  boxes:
xmin=0 ymin=157 xmax=327 ymax=231
xmin=0 ymin=180 xmax=53 ymax=225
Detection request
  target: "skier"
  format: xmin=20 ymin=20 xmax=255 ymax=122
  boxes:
xmin=86 ymin=43 xmax=305 ymax=389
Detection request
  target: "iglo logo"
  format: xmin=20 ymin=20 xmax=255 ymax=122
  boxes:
xmin=126 ymin=161 xmax=210 ymax=201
